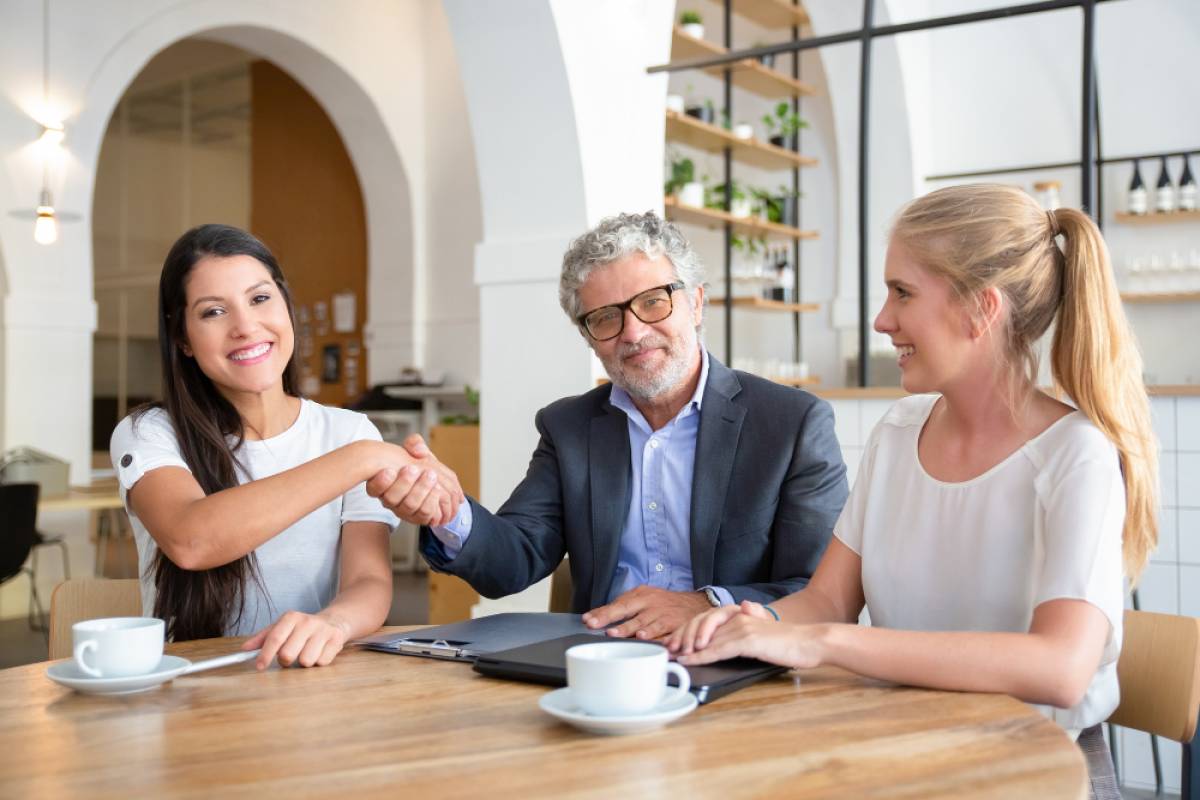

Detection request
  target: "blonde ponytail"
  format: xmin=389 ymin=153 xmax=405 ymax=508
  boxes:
xmin=892 ymin=185 xmax=1158 ymax=581
xmin=1050 ymin=207 xmax=1158 ymax=581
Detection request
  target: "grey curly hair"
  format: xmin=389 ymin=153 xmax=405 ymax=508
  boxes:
xmin=558 ymin=211 xmax=706 ymax=321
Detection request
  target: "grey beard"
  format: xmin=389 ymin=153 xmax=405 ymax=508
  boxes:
xmin=605 ymin=331 xmax=699 ymax=401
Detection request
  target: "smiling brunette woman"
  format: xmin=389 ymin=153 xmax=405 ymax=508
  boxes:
xmin=110 ymin=224 xmax=461 ymax=669
xmin=668 ymin=184 xmax=1157 ymax=799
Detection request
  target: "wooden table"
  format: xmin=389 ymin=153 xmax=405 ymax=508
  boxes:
xmin=0 ymin=627 xmax=1087 ymax=799
xmin=38 ymin=484 xmax=127 ymax=577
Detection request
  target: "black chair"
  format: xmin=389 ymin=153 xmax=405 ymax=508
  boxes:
xmin=0 ymin=482 xmax=70 ymax=631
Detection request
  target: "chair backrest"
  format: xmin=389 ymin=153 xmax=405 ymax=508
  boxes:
xmin=48 ymin=578 xmax=143 ymax=660
xmin=1108 ymin=609 xmax=1200 ymax=743
xmin=548 ymin=558 xmax=573 ymax=614
xmin=0 ymin=483 xmax=39 ymax=582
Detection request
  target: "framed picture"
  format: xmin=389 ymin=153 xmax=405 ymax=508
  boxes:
xmin=321 ymin=343 xmax=341 ymax=383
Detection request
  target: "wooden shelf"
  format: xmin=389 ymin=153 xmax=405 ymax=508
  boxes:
xmin=665 ymin=196 xmax=818 ymax=241
xmin=669 ymin=27 xmax=816 ymax=99
xmin=709 ymin=296 xmax=820 ymax=313
xmin=770 ymin=375 xmax=820 ymax=387
xmin=1113 ymin=210 xmax=1200 ymax=225
xmin=728 ymin=0 xmax=810 ymax=29
xmin=1121 ymin=290 xmax=1200 ymax=303
xmin=666 ymin=111 xmax=816 ymax=171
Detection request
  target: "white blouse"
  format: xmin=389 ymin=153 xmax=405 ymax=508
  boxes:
xmin=835 ymin=394 xmax=1125 ymax=733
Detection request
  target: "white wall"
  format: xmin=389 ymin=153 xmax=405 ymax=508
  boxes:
xmin=443 ymin=0 xmax=673 ymax=614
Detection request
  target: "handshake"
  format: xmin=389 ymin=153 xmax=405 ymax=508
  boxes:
xmin=362 ymin=434 xmax=466 ymax=528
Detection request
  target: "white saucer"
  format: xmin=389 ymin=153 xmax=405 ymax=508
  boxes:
xmin=538 ymin=687 xmax=698 ymax=735
xmin=46 ymin=655 xmax=192 ymax=696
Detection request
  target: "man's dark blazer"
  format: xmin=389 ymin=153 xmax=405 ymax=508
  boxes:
xmin=420 ymin=354 xmax=848 ymax=613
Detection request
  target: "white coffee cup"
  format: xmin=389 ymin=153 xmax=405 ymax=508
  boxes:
xmin=73 ymin=617 xmax=164 ymax=678
xmin=566 ymin=641 xmax=691 ymax=717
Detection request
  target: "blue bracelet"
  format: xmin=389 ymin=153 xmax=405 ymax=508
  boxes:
xmin=763 ymin=605 xmax=781 ymax=622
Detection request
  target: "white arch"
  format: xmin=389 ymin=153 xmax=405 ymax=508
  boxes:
xmin=0 ymin=1 xmax=425 ymax=480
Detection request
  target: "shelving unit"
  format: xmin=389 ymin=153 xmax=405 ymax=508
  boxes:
xmin=665 ymin=110 xmax=816 ymax=170
xmin=708 ymin=295 xmax=820 ymax=313
xmin=660 ymin=4 xmax=817 ymax=385
xmin=664 ymin=196 xmax=817 ymax=240
xmin=721 ymin=0 xmax=810 ymax=29
xmin=671 ymin=27 xmax=816 ymax=99
xmin=1120 ymin=291 xmax=1200 ymax=304
xmin=770 ymin=375 xmax=820 ymax=387
xmin=1113 ymin=210 xmax=1200 ymax=225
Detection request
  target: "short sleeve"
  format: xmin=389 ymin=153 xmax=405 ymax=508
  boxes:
xmin=832 ymin=423 xmax=883 ymax=556
xmin=339 ymin=414 xmax=400 ymax=531
xmin=1034 ymin=450 xmax=1126 ymax=662
xmin=109 ymin=411 xmax=191 ymax=506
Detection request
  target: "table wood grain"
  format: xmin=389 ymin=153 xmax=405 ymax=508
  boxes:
xmin=0 ymin=627 xmax=1087 ymax=799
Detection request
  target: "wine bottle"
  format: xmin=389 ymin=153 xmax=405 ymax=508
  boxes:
xmin=1128 ymin=159 xmax=1147 ymax=215
xmin=1179 ymin=155 xmax=1197 ymax=212
xmin=1155 ymin=155 xmax=1175 ymax=214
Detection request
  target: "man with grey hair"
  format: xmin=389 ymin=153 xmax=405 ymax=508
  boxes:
xmin=371 ymin=211 xmax=847 ymax=640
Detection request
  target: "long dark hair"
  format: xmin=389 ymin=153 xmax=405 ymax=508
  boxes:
xmin=134 ymin=224 xmax=300 ymax=641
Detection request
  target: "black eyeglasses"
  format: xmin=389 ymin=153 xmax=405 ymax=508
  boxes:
xmin=577 ymin=282 xmax=685 ymax=341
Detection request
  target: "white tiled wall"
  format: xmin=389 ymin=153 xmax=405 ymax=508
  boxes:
xmin=826 ymin=394 xmax=1200 ymax=795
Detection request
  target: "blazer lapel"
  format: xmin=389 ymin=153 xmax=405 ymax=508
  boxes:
xmin=589 ymin=404 xmax=630 ymax=607
xmin=689 ymin=357 xmax=745 ymax=587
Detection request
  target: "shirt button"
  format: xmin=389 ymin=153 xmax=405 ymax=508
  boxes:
xmin=648 ymin=501 xmax=658 ymax=511
xmin=120 ymin=454 xmax=132 ymax=468
xmin=649 ymin=439 xmax=660 ymax=449
xmin=655 ymin=563 xmax=664 ymax=572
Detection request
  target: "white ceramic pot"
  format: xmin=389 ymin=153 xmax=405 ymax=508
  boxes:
xmin=682 ymin=23 xmax=705 ymax=39
xmin=731 ymin=197 xmax=753 ymax=218
xmin=678 ymin=182 xmax=705 ymax=208
xmin=665 ymin=94 xmax=685 ymax=114
xmin=733 ymin=123 xmax=754 ymax=140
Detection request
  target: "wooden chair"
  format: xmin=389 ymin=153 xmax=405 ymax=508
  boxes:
xmin=1108 ymin=609 xmax=1200 ymax=800
xmin=48 ymin=578 xmax=141 ymax=660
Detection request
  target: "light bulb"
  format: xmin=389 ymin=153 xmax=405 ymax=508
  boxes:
xmin=34 ymin=206 xmax=58 ymax=245
xmin=39 ymin=123 xmax=65 ymax=148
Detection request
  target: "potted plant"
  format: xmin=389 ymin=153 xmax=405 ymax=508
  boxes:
xmin=665 ymin=152 xmax=705 ymax=207
xmin=761 ymin=101 xmax=808 ymax=150
xmin=706 ymin=180 xmax=752 ymax=218
xmin=753 ymin=42 xmax=776 ymax=70
xmin=753 ymin=184 xmax=803 ymax=226
xmin=685 ymin=96 xmax=715 ymax=125
xmin=680 ymin=10 xmax=704 ymax=39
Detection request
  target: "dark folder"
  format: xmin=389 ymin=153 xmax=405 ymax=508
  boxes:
xmin=472 ymin=632 xmax=788 ymax=704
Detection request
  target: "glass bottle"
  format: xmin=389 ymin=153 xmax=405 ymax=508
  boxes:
xmin=1179 ymin=155 xmax=1196 ymax=212
xmin=1155 ymin=156 xmax=1175 ymax=214
xmin=1127 ymin=160 xmax=1147 ymax=215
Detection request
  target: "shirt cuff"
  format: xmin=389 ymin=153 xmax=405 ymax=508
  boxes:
xmin=429 ymin=499 xmax=473 ymax=559
xmin=703 ymin=585 xmax=735 ymax=607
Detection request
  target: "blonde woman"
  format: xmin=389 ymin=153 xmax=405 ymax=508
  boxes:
xmin=667 ymin=184 xmax=1157 ymax=798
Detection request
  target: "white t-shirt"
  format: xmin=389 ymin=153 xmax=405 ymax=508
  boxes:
xmin=835 ymin=394 xmax=1125 ymax=733
xmin=110 ymin=400 xmax=398 ymax=636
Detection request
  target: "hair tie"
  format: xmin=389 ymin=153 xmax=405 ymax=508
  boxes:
xmin=1046 ymin=209 xmax=1061 ymax=239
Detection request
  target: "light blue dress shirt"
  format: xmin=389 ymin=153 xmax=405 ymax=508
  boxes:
xmin=429 ymin=349 xmax=732 ymax=607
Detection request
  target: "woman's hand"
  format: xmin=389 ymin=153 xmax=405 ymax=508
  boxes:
xmin=363 ymin=436 xmax=465 ymax=527
xmin=666 ymin=600 xmax=828 ymax=669
xmin=242 ymin=610 xmax=351 ymax=670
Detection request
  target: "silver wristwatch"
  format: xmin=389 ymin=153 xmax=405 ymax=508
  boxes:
xmin=702 ymin=587 xmax=722 ymax=607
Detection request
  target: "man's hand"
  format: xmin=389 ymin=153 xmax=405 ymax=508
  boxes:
xmin=581 ymin=585 xmax=713 ymax=640
xmin=365 ymin=434 xmax=465 ymax=527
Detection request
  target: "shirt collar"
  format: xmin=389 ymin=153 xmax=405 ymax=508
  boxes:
xmin=609 ymin=347 xmax=708 ymax=426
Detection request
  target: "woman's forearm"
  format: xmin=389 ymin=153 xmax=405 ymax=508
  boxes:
xmin=318 ymin=573 xmax=393 ymax=640
xmin=135 ymin=439 xmax=400 ymax=569
xmin=816 ymin=624 xmax=1096 ymax=708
